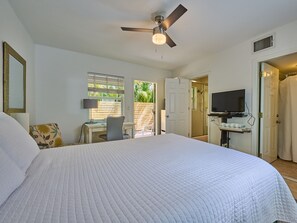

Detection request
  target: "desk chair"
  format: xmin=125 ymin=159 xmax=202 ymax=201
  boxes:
xmin=99 ymin=116 xmax=129 ymax=141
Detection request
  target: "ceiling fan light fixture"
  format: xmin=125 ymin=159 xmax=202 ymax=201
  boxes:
xmin=152 ymin=27 xmax=166 ymax=45
xmin=121 ymin=4 xmax=187 ymax=47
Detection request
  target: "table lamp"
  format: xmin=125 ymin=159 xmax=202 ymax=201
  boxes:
xmin=83 ymin=99 xmax=98 ymax=124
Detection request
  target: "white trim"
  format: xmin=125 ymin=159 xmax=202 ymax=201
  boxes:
xmin=283 ymin=176 xmax=297 ymax=183
xmin=88 ymin=71 xmax=124 ymax=79
xmin=187 ymin=75 xmax=210 ymax=140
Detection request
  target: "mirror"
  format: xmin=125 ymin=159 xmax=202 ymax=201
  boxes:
xmin=3 ymin=42 xmax=26 ymax=113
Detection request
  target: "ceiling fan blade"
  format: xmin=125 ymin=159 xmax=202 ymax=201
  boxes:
xmin=161 ymin=4 xmax=187 ymax=30
xmin=121 ymin=27 xmax=153 ymax=33
xmin=165 ymin=33 xmax=176 ymax=48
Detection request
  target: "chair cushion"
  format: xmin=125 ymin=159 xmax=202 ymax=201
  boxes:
xmin=0 ymin=148 xmax=25 ymax=207
xmin=29 ymin=123 xmax=63 ymax=149
xmin=0 ymin=112 xmax=40 ymax=171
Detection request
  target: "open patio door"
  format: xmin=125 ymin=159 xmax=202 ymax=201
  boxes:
xmin=165 ymin=78 xmax=190 ymax=137
xmin=259 ymin=62 xmax=279 ymax=163
xmin=133 ymin=80 xmax=156 ymax=138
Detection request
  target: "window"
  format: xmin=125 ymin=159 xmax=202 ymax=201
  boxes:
xmin=88 ymin=72 xmax=124 ymax=120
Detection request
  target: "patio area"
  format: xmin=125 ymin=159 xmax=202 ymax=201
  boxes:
xmin=135 ymin=130 xmax=154 ymax=138
xmin=134 ymin=102 xmax=155 ymax=138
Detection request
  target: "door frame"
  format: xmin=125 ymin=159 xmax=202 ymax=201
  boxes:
xmin=258 ymin=62 xmax=279 ymax=162
xmin=178 ymin=73 xmax=210 ymax=140
xmin=132 ymin=79 xmax=157 ymax=137
xmin=251 ymin=47 xmax=297 ymax=157
xmin=190 ymin=76 xmax=209 ymax=138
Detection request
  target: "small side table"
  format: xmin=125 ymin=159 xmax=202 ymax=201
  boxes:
xmin=219 ymin=127 xmax=251 ymax=148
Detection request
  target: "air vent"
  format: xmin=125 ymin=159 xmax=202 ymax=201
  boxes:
xmin=253 ymin=35 xmax=274 ymax=52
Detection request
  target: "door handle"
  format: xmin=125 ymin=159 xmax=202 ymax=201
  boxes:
xmin=166 ymin=115 xmax=169 ymax=118
xmin=276 ymin=120 xmax=281 ymax=124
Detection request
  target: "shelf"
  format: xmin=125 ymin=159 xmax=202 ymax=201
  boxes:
xmin=219 ymin=127 xmax=251 ymax=148
xmin=208 ymin=113 xmax=247 ymax=118
xmin=208 ymin=112 xmax=229 ymax=117
xmin=209 ymin=114 xmax=251 ymax=148
xmin=219 ymin=127 xmax=251 ymax=133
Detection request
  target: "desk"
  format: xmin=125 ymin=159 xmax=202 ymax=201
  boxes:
xmin=84 ymin=122 xmax=135 ymax=143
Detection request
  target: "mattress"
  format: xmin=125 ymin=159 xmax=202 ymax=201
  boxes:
xmin=0 ymin=134 xmax=296 ymax=223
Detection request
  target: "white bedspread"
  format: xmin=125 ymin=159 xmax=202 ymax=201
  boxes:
xmin=0 ymin=134 xmax=296 ymax=223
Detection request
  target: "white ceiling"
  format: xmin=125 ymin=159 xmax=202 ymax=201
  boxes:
xmin=9 ymin=0 xmax=297 ymax=71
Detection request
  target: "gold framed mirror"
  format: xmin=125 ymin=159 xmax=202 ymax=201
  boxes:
xmin=3 ymin=42 xmax=26 ymax=114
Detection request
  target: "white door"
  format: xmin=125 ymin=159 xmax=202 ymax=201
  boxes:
xmin=165 ymin=78 xmax=190 ymax=137
xmin=260 ymin=62 xmax=279 ymax=163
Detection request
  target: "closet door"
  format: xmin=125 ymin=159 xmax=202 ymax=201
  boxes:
xmin=259 ymin=63 xmax=279 ymax=163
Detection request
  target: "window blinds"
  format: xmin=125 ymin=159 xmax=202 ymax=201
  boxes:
xmin=88 ymin=73 xmax=124 ymax=95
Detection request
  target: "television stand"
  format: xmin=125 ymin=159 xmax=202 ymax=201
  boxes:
xmin=208 ymin=113 xmax=250 ymax=148
xmin=219 ymin=127 xmax=251 ymax=148
xmin=208 ymin=112 xmax=245 ymax=118
xmin=208 ymin=112 xmax=229 ymax=117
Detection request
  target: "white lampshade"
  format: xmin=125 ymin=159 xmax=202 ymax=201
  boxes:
xmin=11 ymin=113 xmax=29 ymax=132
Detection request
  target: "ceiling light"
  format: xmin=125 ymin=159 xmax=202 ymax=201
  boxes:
xmin=152 ymin=27 xmax=166 ymax=45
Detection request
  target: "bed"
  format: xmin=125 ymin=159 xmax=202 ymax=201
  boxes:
xmin=0 ymin=114 xmax=297 ymax=223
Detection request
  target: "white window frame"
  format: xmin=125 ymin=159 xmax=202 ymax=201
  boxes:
xmin=87 ymin=72 xmax=125 ymax=121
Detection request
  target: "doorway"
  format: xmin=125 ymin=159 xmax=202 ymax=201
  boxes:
xmin=258 ymin=52 xmax=297 ymax=163
xmin=258 ymin=53 xmax=297 ymax=198
xmin=133 ymin=80 xmax=156 ymax=138
xmin=191 ymin=76 xmax=208 ymax=142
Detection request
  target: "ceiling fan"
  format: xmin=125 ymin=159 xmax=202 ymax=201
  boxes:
xmin=121 ymin=4 xmax=187 ymax=48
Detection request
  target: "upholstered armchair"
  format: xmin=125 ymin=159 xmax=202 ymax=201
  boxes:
xmin=29 ymin=123 xmax=63 ymax=149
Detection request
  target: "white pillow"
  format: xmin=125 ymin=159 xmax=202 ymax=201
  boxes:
xmin=0 ymin=112 xmax=39 ymax=171
xmin=0 ymin=148 xmax=25 ymax=207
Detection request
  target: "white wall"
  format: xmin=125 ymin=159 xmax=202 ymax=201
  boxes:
xmin=0 ymin=0 xmax=35 ymax=121
xmin=34 ymin=45 xmax=172 ymax=143
xmin=174 ymin=20 xmax=297 ymax=155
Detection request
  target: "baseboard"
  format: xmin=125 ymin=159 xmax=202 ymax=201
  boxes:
xmin=283 ymin=175 xmax=297 ymax=183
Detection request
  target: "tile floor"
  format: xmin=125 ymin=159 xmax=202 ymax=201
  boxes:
xmin=192 ymin=135 xmax=208 ymax=142
xmin=271 ymin=159 xmax=297 ymax=199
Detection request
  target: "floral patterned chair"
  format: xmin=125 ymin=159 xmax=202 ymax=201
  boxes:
xmin=29 ymin=123 xmax=63 ymax=149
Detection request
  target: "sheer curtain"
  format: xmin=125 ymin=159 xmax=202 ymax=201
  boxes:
xmin=278 ymin=76 xmax=297 ymax=162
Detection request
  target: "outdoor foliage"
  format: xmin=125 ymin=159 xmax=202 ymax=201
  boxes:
xmin=88 ymin=83 xmax=123 ymax=101
xmin=134 ymin=81 xmax=155 ymax=102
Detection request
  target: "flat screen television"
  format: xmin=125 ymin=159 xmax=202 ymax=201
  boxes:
xmin=211 ymin=89 xmax=245 ymax=113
